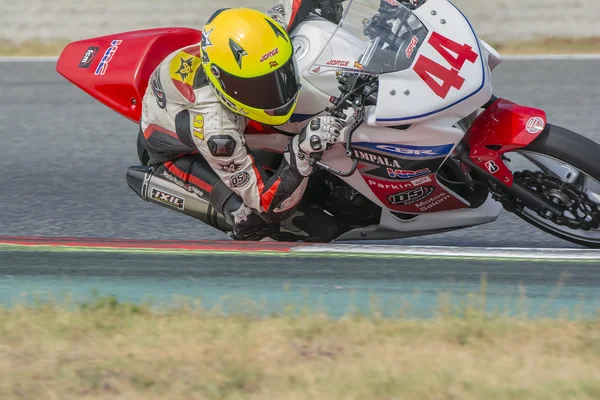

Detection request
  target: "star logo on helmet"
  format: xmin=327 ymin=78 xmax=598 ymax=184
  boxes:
xmin=229 ymin=39 xmax=248 ymax=69
xmin=265 ymin=18 xmax=288 ymax=42
xmin=202 ymin=27 xmax=214 ymax=48
xmin=176 ymin=57 xmax=194 ymax=81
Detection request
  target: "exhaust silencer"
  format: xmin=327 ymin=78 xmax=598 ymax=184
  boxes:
xmin=126 ymin=166 xmax=231 ymax=232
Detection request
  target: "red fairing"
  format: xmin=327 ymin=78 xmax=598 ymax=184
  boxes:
xmin=56 ymin=28 xmax=202 ymax=123
xmin=464 ymin=98 xmax=547 ymax=186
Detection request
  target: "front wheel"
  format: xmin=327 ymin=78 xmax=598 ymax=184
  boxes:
xmin=506 ymin=124 xmax=600 ymax=248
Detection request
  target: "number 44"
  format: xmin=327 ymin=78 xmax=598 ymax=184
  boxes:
xmin=413 ymin=32 xmax=479 ymax=99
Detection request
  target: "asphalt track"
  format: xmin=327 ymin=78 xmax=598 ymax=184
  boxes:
xmin=1 ymin=58 xmax=600 ymax=316
xmin=2 ymin=59 xmax=600 ymax=247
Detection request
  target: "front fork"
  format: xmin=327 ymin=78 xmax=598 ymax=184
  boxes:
xmin=453 ymin=143 xmax=563 ymax=216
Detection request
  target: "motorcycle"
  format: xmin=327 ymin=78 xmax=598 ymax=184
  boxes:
xmin=56 ymin=0 xmax=600 ymax=247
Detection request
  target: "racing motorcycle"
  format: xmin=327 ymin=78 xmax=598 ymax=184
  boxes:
xmin=56 ymin=0 xmax=600 ymax=247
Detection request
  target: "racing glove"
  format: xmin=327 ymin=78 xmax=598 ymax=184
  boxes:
xmin=225 ymin=202 xmax=279 ymax=241
xmin=290 ymin=116 xmax=347 ymax=176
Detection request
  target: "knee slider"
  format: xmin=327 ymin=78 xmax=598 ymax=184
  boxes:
xmin=207 ymin=135 xmax=236 ymax=157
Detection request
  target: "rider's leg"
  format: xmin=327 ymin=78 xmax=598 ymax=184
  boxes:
xmin=153 ymin=155 xmax=279 ymax=241
xmin=137 ymin=129 xmax=338 ymax=242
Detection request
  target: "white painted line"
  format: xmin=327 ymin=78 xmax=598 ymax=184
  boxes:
xmin=292 ymin=245 xmax=600 ymax=260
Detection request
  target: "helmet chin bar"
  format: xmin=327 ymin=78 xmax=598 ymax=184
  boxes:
xmin=264 ymin=89 xmax=302 ymax=117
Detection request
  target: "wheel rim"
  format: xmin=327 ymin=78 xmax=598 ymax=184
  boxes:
xmin=508 ymin=150 xmax=600 ymax=243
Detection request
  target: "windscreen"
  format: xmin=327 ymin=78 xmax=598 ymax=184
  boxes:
xmin=312 ymin=0 xmax=429 ymax=74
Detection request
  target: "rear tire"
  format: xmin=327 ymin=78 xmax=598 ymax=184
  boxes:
xmin=512 ymin=124 xmax=600 ymax=248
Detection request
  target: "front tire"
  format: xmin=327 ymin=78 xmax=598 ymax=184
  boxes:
xmin=509 ymin=124 xmax=600 ymax=248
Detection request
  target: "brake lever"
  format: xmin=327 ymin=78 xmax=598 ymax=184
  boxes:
xmin=315 ymin=158 xmax=359 ymax=177
xmin=309 ymin=117 xmax=362 ymax=177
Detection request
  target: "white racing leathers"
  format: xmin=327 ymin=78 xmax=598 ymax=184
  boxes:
xmin=139 ymin=45 xmax=311 ymax=228
xmin=137 ymin=0 xmax=346 ymax=241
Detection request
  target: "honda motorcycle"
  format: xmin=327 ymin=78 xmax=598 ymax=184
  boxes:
xmin=56 ymin=0 xmax=600 ymax=247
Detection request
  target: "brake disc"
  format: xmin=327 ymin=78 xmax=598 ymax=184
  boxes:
xmin=514 ymin=170 xmax=600 ymax=231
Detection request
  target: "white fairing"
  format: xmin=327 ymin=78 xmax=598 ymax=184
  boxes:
xmin=374 ymin=0 xmax=493 ymax=125
xmin=247 ymin=0 xmax=507 ymax=241
xmin=290 ymin=17 xmax=368 ymax=119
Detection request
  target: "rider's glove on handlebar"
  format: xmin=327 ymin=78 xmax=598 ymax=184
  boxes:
xmin=291 ymin=116 xmax=347 ymax=176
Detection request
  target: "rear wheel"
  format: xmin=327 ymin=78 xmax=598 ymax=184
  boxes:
xmin=506 ymin=124 xmax=600 ymax=248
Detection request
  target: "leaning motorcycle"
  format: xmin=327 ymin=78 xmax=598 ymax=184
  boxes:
xmin=56 ymin=0 xmax=600 ymax=248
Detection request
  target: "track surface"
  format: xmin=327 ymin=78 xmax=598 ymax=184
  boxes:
xmin=1 ymin=60 xmax=600 ymax=247
xmin=2 ymin=241 xmax=599 ymax=317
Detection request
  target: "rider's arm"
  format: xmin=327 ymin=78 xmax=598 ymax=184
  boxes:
xmin=268 ymin=0 xmax=307 ymax=31
xmin=268 ymin=0 xmax=345 ymax=33
xmin=188 ymin=106 xmax=309 ymax=222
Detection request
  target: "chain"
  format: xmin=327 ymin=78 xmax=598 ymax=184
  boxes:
xmin=514 ymin=170 xmax=600 ymax=231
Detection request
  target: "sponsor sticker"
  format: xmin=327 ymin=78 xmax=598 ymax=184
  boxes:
xmin=159 ymin=171 xmax=205 ymax=197
xmin=193 ymin=114 xmax=205 ymax=140
xmin=411 ymin=175 xmax=433 ymax=186
xmin=94 ymin=39 xmax=122 ymax=76
xmin=368 ymin=179 xmax=413 ymax=191
xmin=526 ymin=117 xmax=545 ymax=134
xmin=221 ymin=162 xmax=241 ymax=173
xmin=229 ymin=171 xmax=250 ymax=188
xmin=326 ymin=59 xmax=350 ymax=67
xmin=151 ymin=188 xmax=185 ymax=210
xmin=169 ymin=50 xmax=202 ymax=88
xmin=387 ymin=186 xmax=435 ymax=205
xmin=269 ymin=60 xmax=279 ymax=68
xmin=175 ymin=57 xmax=194 ymax=81
xmin=485 ymin=160 xmax=500 ymax=174
xmin=414 ymin=192 xmax=452 ymax=212
xmin=387 ymin=168 xmax=431 ymax=179
xmin=260 ymin=48 xmax=279 ymax=62
xmin=405 ymin=35 xmax=419 ymax=58
xmin=355 ymin=142 xmax=454 ymax=158
xmin=78 ymin=46 xmax=99 ymax=68
xmin=353 ymin=149 xmax=402 ymax=168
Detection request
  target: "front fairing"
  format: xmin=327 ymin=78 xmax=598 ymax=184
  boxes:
xmin=310 ymin=0 xmax=493 ymax=125
xmin=374 ymin=0 xmax=491 ymax=124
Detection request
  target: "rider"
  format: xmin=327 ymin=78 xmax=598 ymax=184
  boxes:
xmin=137 ymin=1 xmax=347 ymax=241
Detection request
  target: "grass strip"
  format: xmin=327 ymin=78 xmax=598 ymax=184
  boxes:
xmin=1 ymin=37 xmax=600 ymax=57
xmin=0 ymin=293 xmax=599 ymax=400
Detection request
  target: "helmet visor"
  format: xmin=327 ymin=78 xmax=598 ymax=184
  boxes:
xmin=215 ymin=57 xmax=300 ymax=110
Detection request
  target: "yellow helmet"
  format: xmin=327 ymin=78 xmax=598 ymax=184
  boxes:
xmin=200 ymin=8 xmax=301 ymax=126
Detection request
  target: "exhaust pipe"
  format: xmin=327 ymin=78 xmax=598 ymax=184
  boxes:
xmin=126 ymin=166 xmax=232 ymax=232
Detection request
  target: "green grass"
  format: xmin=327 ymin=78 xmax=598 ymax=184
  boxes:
xmin=0 ymin=289 xmax=599 ymax=400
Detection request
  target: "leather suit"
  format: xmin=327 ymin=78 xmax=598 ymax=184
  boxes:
xmin=137 ymin=1 xmax=344 ymax=241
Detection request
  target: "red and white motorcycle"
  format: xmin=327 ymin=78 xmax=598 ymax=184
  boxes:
xmin=57 ymin=0 xmax=600 ymax=247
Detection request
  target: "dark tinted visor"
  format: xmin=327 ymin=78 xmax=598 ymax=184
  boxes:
xmin=216 ymin=57 xmax=299 ymax=110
